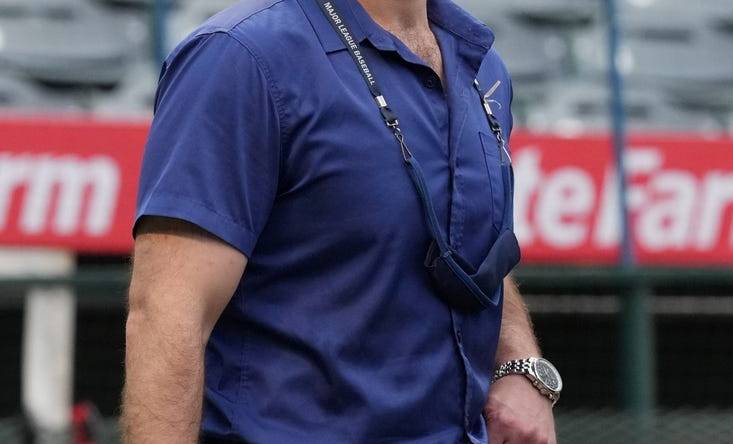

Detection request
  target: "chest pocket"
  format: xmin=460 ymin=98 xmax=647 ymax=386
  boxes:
xmin=480 ymin=131 xmax=508 ymax=232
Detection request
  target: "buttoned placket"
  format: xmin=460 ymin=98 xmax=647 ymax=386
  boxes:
xmin=339 ymin=2 xmax=498 ymax=440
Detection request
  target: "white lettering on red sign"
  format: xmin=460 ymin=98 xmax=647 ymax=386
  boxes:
xmin=0 ymin=153 xmax=120 ymax=237
xmin=513 ymin=145 xmax=733 ymax=257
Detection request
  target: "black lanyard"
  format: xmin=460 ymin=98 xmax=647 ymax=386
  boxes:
xmin=316 ymin=1 xmax=508 ymax=161
xmin=316 ymin=1 xmax=410 ymax=159
xmin=316 ymin=0 xmax=520 ymax=311
xmin=317 ymin=0 xmax=512 ymax=243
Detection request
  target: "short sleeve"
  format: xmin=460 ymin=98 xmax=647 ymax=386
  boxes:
xmin=135 ymin=32 xmax=281 ymax=257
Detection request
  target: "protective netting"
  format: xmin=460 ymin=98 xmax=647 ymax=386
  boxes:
xmin=557 ymin=409 xmax=733 ymax=444
xmin=4 ymin=411 xmax=733 ymax=443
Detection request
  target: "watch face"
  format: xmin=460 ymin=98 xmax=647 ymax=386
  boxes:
xmin=534 ymin=359 xmax=562 ymax=392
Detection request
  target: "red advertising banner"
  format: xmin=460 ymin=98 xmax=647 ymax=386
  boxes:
xmin=0 ymin=118 xmax=148 ymax=253
xmin=0 ymin=117 xmax=732 ymax=265
xmin=512 ymin=132 xmax=733 ymax=266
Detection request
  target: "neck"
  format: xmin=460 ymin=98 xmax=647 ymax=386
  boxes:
xmin=357 ymin=0 xmax=429 ymax=31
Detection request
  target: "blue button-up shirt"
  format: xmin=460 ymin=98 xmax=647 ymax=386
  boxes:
xmin=136 ymin=0 xmax=515 ymax=442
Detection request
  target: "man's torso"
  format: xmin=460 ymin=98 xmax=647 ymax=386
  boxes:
xmin=140 ymin=0 xmax=515 ymax=442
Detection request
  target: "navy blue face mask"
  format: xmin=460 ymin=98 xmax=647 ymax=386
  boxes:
xmin=317 ymin=0 xmax=521 ymax=311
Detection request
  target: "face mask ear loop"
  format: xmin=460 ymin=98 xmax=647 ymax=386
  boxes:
xmin=402 ymin=154 xmax=453 ymax=255
xmin=317 ymin=0 xmax=520 ymax=312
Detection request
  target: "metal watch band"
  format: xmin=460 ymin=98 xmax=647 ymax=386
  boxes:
xmin=492 ymin=358 xmax=533 ymax=382
xmin=492 ymin=357 xmax=561 ymax=406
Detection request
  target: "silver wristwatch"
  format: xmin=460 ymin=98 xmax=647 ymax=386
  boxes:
xmin=492 ymin=357 xmax=563 ymax=406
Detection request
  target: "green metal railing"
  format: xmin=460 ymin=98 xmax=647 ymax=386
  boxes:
xmin=522 ymin=265 xmax=733 ymax=443
xmin=9 ymin=264 xmax=733 ymax=298
xmin=3 ymin=264 xmax=733 ymax=443
xmin=9 ymin=264 xmax=733 ymax=418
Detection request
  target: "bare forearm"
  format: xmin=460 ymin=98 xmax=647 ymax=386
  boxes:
xmin=122 ymin=308 xmax=205 ymax=444
xmin=485 ymin=277 xmax=556 ymax=444
xmin=495 ymin=276 xmax=540 ymax=364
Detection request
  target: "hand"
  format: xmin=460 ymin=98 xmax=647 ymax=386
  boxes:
xmin=484 ymin=375 xmax=557 ymax=444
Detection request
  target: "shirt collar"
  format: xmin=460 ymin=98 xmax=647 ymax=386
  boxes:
xmin=428 ymin=0 xmax=495 ymax=74
xmin=300 ymin=0 xmax=495 ymax=60
xmin=427 ymin=0 xmax=494 ymax=51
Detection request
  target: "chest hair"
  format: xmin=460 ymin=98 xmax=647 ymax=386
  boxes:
xmin=388 ymin=27 xmax=444 ymax=81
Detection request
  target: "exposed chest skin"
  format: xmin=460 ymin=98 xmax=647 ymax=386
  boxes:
xmin=386 ymin=26 xmax=445 ymax=81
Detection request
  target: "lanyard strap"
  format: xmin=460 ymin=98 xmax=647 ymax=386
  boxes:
xmin=316 ymin=1 xmax=410 ymax=158
xmin=318 ymin=0 xmax=459 ymax=254
xmin=315 ymin=0 xmax=509 ymax=256
xmin=316 ymin=0 xmax=508 ymax=159
xmin=316 ymin=1 xmax=521 ymax=311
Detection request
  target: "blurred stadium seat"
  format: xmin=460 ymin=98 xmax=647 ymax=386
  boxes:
xmin=90 ymin=61 xmax=157 ymax=117
xmin=0 ymin=0 xmax=147 ymax=88
xmin=524 ymin=79 xmax=723 ymax=135
xmin=168 ymin=0 xmax=241 ymax=49
xmin=0 ymin=73 xmax=86 ymax=112
xmin=0 ymin=0 xmax=728 ymax=135
xmin=503 ymin=0 xmax=598 ymax=29
xmin=0 ymin=74 xmax=49 ymax=109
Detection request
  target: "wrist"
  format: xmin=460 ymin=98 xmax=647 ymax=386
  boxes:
xmin=492 ymin=357 xmax=563 ymax=406
xmin=487 ymin=373 xmax=554 ymax=410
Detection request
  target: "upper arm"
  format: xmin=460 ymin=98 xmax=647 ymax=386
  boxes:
xmin=129 ymin=217 xmax=247 ymax=342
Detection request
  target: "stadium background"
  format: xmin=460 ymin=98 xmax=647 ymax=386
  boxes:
xmin=1 ymin=0 xmax=733 ymax=443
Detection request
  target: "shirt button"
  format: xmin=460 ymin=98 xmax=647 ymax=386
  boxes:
xmin=424 ymin=76 xmax=437 ymax=89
